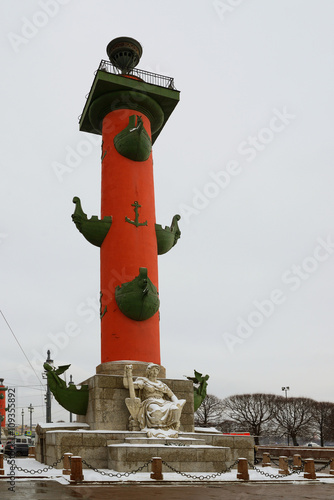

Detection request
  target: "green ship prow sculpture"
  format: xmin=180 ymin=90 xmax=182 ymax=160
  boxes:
xmin=155 ymin=214 xmax=181 ymax=255
xmin=44 ymin=362 xmax=89 ymax=415
xmin=115 ymin=267 xmax=160 ymax=321
xmin=72 ymin=196 xmax=112 ymax=247
xmin=114 ymin=114 xmax=152 ymax=162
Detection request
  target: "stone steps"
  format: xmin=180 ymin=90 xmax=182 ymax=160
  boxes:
xmin=108 ymin=442 xmax=232 ymax=472
xmin=124 ymin=437 xmax=206 ymax=446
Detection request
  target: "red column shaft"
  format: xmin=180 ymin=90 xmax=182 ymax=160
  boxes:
xmin=0 ymin=386 xmax=6 ymax=427
xmin=100 ymin=109 xmax=160 ymax=364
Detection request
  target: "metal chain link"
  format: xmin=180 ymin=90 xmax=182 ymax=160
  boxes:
xmin=161 ymin=459 xmax=239 ymax=481
xmin=249 ymin=461 xmax=285 ymax=479
xmin=4 ymin=455 xmax=64 ymax=474
xmin=249 ymin=460 xmax=304 ymax=478
xmin=81 ymin=458 xmax=153 ymax=478
xmin=315 ymin=460 xmax=332 ymax=473
xmin=260 ymin=456 xmax=332 ymax=474
xmin=3 ymin=453 xmax=331 ymax=480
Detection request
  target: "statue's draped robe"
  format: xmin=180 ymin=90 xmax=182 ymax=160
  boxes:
xmin=134 ymin=377 xmax=185 ymax=430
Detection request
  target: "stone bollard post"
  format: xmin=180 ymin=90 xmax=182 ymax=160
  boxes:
xmin=70 ymin=456 xmax=84 ymax=482
xmin=304 ymin=458 xmax=316 ymax=480
xmin=330 ymin=458 xmax=334 ymax=476
xmin=63 ymin=453 xmax=73 ymax=475
xmin=278 ymin=456 xmax=289 ymax=476
xmin=293 ymin=454 xmax=302 ymax=471
xmin=28 ymin=446 xmax=36 ymax=458
xmin=237 ymin=458 xmax=249 ymax=480
xmin=0 ymin=453 xmax=4 ymax=475
xmin=150 ymin=457 xmax=163 ymax=480
xmin=262 ymin=452 xmax=271 ymax=467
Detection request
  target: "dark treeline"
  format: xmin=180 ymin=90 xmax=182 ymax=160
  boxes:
xmin=195 ymin=393 xmax=334 ymax=446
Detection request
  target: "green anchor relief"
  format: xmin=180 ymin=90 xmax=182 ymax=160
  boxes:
xmin=125 ymin=201 xmax=148 ymax=227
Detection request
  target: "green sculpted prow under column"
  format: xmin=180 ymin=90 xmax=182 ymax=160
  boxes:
xmin=155 ymin=214 xmax=181 ymax=255
xmin=114 ymin=114 xmax=152 ymax=162
xmin=115 ymin=267 xmax=160 ymax=321
xmin=187 ymin=370 xmax=210 ymax=411
xmin=43 ymin=362 xmax=89 ymax=415
xmin=72 ymin=196 xmax=112 ymax=247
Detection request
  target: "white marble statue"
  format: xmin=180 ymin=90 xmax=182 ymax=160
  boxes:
xmin=123 ymin=363 xmax=186 ymax=438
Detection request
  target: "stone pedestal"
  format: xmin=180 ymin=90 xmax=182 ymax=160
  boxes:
xmin=35 ymin=427 xmax=254 ymax=473
xmin=76 ymin=373 xmax=194 ymax=432
xmin=96 ymin=361 xmax=166 ymax=378
xmin=35 ymin=366 xmax=255 ymax=474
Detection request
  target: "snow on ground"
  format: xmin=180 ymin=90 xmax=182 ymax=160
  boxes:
xmin=1 ymin=458 xmax=334 ymax=484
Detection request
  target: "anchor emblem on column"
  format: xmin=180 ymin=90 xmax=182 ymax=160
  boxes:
xmin=125 ymin=201 xmax=148 ymax=227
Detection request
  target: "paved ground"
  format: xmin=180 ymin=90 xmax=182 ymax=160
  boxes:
xmin=1 ymin=481 xmax=334 ymax=499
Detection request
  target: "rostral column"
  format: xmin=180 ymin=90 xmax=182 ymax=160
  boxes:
xmin=72 ymin=37 xmax=180 ymax=372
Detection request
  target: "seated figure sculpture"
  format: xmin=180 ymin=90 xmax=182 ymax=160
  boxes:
xmin=123 ymin=363 xmax=186 ymax=438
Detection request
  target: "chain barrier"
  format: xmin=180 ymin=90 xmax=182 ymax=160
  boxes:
xmin=315 ymin=460 xmax=332 ymax=473
xmin=248 ymin=460 xmax=304 ymax=478
xmin=3 ymin=453 xmax=332 ymax=481
xmin=4 ymin=455 xmax=64 ymax=474
xmin=261 ymin=456 xmax=332 ymax=474
xmin=81 ymin=458 xmax=153 ymax=478
xmin=161 ymin=459 xmax=239 ymax=481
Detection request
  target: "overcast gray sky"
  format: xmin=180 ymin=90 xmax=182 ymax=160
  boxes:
xmin=1 ymin=0 xmax=334 ymax=425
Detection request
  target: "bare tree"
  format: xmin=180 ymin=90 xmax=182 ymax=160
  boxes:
xmin=311 ymin=401 xmax=334 ymax=446
xmin=221 ymin=393 xmax=278 ymax=445
xmin=216 ymin=419 xmax=241 ymax=434
xmin=324 ymin=404 xmax=334 ymax=443
xmin=273 ymin=396 xmax=315 ymax=446
xmin=194 ymin=394 xmax=224 ymax=427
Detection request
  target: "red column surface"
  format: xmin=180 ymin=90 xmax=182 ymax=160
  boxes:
xmin=100 ymin=109 xmax=160 ymax=364
xmin=0 ymin=385 xmax=6 ymax=427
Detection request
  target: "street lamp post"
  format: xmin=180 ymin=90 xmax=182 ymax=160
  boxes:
xmin=68 ymin=375 xmax=75 ymax=423
xmin=21 ymin=409 xmax=24 ymax=435
xmin=28 ymin=403 xmax=34 ymax=434
xmin=282 ymin=386 xmax=290 ymax=446
xmin=44 ymin=350 xmax=53 ymax=423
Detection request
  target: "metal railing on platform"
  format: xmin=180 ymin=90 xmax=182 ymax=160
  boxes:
xmin=97 ymin=60 xmax=177 ymax=90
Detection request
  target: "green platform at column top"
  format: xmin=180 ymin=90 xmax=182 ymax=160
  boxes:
xmin=79 ymin=64 xmax=180 ymax=144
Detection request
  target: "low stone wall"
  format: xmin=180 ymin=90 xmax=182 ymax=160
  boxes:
xmin=194 ymin=433 xmax=254 ymax=463
xmin=38 ymin=429 xmax=142 ymax=468
xmin=258 ymin=445 xmax=334 ymax=460
xmin=45 ymin=430 xmax=115 ymax=469
xmin=35 ymin=423 xmax=90 ymax=465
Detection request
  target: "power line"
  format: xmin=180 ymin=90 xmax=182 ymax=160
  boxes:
xmin=11 ymin=405 xmax=45 ymax=409
xmin=0 ymin=309 xmax=44 ymax=387
xmin=4 ymin=384 xmax=45 ymax=392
